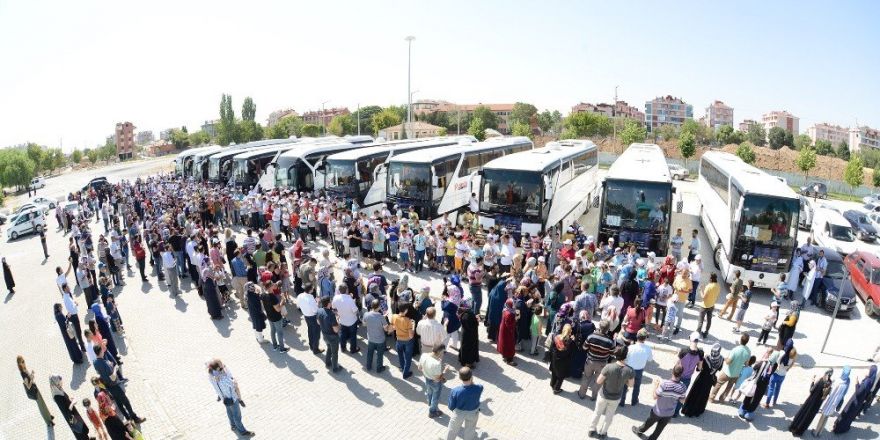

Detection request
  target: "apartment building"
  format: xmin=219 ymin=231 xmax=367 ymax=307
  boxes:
xmin=135 ymin=130 xmax=154 ymax=146
xmin=644 ymin=96 xmax=693 ymax=133
xmin=762 ymin=110 xmax=799 ymax=135
xmin=267 ymin=108 xmax=298 ymax=127
xmin=572 ymin=102 xmax=614 ymax=117
xmin=378 ymin=121 xmax=444 ymax=140
xmin=201 ymin=120 xmax=219 ymax=138
xmin=704 ymin=100 xmax=734 ymax=129
xmin=412 ymin=100 xmax=516 ymax=133
xmin=850 ymin=126 xmax=880 ymax=152
xmin=159 ymin=128 xmax=174 ymax=141
xmin=571 ymin=100 xmax=645 ymax=122
xmin=115 ymin=122 xmax=135 ymax=160
xmin=302 ymin=107 xmax=350 ymax=127
xmin=807 ymin=123 xmax=849 ymax=146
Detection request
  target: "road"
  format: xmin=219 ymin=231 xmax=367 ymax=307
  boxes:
xmin=1 ymin=162 xmax=878 ymax=439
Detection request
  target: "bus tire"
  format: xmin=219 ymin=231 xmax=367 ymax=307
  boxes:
xmin=713 ymin=243 xmax=722 ymax=271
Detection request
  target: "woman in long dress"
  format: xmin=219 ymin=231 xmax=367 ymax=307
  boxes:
xmin=17 ymin=356 xmax=54 ymax=426
xmin=787 ymin=249 xmax=803 ymax=294
xmin=96 ymin=390 xmax=128 ymax=440
xmin=457 ymin=298 xmax=480 ymax=367
xmin=801 ymin=260 xmax=817 ymax=304
xmin=202 ymin=267 xmax=223 ymax=319
xmin=54 ymin=303 xmax=84 ymax=364
xmin=90 ymin=303 xmax=120 ymax=360
xmin=788 ymin=369 xmax=833 ymax=436
xmin=50 ymin=375 xmax=90 ymax=440
xmin=682 ymin=343 xmax=724 ymax=417
xmin=486 ymin=279 xmax=508 ymax=342
xmin=514 ymin=287 xmax=533 ymax=351
xmin=245 ymin=282 xmax=267 ymax=342
xmin=833 ymin=364 xmax=877 ymax=434
xmin=3 ymin=257 xmax=15 ymax=294
xmin=813 ymin=366 xmax=851 ymax=436
xmin=497 ymin=298 xmax=518 ymax=366
xmin=549 ymin=324 xmax=574 ymax=394
xmin=738 ymin=357 xmax=774 ymax=422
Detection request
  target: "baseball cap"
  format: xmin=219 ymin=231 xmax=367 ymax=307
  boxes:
xmin=689 ymin=332 xmax=702 ymax=342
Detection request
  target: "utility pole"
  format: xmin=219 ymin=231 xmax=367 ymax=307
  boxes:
xmin=613 ymin=85 xmax=619 ymax=141
xmin=357 ymin=103 xmax=361 ymax=136
xmin=321 ymin=101 xmax=329 ymax=135
xmin=457 ymin=106 xmax=461 ymax=135
xmin=405 ymin=35 xmax=415 ymax=139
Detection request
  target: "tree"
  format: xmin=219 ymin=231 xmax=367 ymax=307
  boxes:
xmin=268 ymin=115 xmax=304 ymax=139
xmin=658 ymin=125 xmax=678 ymax=141
xmin=815 ymin=139 xmax=834 ymax=156
xmin=794 ymin=134 xmax=813 ymax=151
xmin=715 ymin=125 xmax=735 ymax=145
xmin=619 ymin=120 xmax=647 ymax=146
xmin=170 ymin=128 xmax=191 ymax=149
xmin=735 ymin=142 xmax=756 ymax=164
xmin=678 ymin=131 xmax=696 ymax=168
xmin=238 ymin=120 xmax=264 ymax=142
xmin=844 ymin=154 xmax=865 ymax=190
xmin=837 ymin=141 xmax=850 ymax=160
xmin=188 ymin=130 xmax=211 ymax=146
xmin=537 ymin=110 xmax=562 ymax=134
xmin=99 ymin=140 xmax=116 ymax=163
xmin=71 ymin=149 xmax=83 ymax=165
xmin=873 ymin=170 xmax=880 ymax=188
xmin=41 ymin=149 xmax=56 ymax=174
xmin=509 ymin=102 xmax=537 ymax=127
xmin=768 ymin=126 xmax=786 ymax=150
xmin=0 ymin=150 xmax=36 ymax=188
xmin=327 ymin=114 xmax=356 ymax=136
xmin=241 ymin=97 xmax=256 ymax=122
xmin=218 ymin=94 xmax=237 ymax=145
xmin=472 ymin=105 xmax=499 ymax=130
xmin=468 ymin=117 xmax=486 ymax=141
xmin=729 ymin=130 xmax=746 ymax=145
xmin=371 ymin=108 xmax=402 ymax=135
xmin=301 ymin=124 xmax=322 ymax=137
xmin=681 ymin=119 xmax=710 ymax=145
xmin=563 ymin=112 xmax=613 ymax=138
xmin=511 ymin=121 xmax=531 ymax=138
xmin=784 ymin=130 xmax=795 ymax=149
xmin=747 ymin=124 xmax=766 ymax=147
xmin=386 ymin=105 xmax=408 ymax=122
xmin=86 ymin=149 xmax=99 ymax=165
xmin=351 ymin=105 xmax=383 ymax=135
xmin=26 ymin=143 xmax=45 ymax=174
xmin=436 ymin=127 xmax=448 ymax=136
xmin=796 ymin=147 xmax=817 ymax=180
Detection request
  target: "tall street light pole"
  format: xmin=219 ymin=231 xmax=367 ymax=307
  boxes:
xmin=321 ymin=100 xmax=329 ymax=135
xmin=409 ymin=90 xmax=419 ymax=137
xmin=405 ymin=35 xmax=415 ymax=139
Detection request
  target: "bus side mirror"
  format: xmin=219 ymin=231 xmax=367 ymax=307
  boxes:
xmin=672 ymin=187 xmax=677 ymax=194
xmin=432 ymin=176 xmax=440 ymax=187
xmin=543 ymin=175 xmax=554 ymax=200
xmin=477 ymin=170 xmax=484 ymax=178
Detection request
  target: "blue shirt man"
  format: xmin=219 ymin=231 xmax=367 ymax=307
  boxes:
xmin=447 ymin=367 xmax=483 ymax=440
xmin=230 ymin=256 xmax=247 ymax=278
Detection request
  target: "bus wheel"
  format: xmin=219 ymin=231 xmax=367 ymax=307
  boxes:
xmin=713 ymin=244 xmax=722 ymax=271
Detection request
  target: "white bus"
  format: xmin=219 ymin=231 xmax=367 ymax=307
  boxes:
xmin=230 ymin=144 xmax=302 ymax=189
xmin=272 ymin=141 xmax=371 ymax=193
xmin=175 ymin=145 xmax=220 ymax=177
xmin=206 ymin=139 xmax=300 ymax=183
xmin=478 ymin=139 xmax=599 ymax=239
xmin=698 ymin=151 xmax=800 ymax=287
xmin=598 ymin=143 xmax=673 ymax=257
xmin=386 ymin=136 xmax=533 ymax=224
xmin=324 ymin=136 xmax=476 ymax=210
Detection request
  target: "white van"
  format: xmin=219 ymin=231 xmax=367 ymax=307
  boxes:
xmin=811 ymin=207 xmax=858 ymax=255
xmin=6 ymin=208 xmax=46 ymax=241
xmin=31 ymin=177 xmax=46 ymax=189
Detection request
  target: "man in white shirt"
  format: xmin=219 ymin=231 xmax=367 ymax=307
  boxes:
xmin=61 ymin=284 xmax=87 ymax=352
xmin=469 ymin=193 xmax=479 ymax=214
xmin=416 ymin=307 xmax=446 ymax=355
xmin=619 ymin=329 xmax=653 ymax=407
xmin=296 ymin=288 xmax=322 ymax=354
xmin=332 ymin=285 xmax=360 ymax=353
xmin=688 ymin=255 xmax=703 ymax=307
xmin=499 ymin=235 xmax=515 ymax=274
xmin=161 ymin=245 xmax=179 ymax=296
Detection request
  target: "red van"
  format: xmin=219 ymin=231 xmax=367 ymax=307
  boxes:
xmin=843 ymin=251 xmax=880 ymax=316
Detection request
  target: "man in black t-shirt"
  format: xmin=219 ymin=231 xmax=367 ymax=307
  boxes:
xmin=261 ymin=291 xmax=288 ymax=352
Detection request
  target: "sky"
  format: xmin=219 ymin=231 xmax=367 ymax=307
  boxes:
xmin=1 ymin=0 xmax=878 ymax=152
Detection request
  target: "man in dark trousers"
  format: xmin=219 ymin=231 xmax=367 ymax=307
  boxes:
xmin=93 ymin=344 xmax=145 ymax=424
xmin=39 ymin=229 xmax=49 ymax=259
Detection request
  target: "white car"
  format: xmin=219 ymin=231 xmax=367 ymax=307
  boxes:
xmin=29 ymin=196 xmax=56 ymax=209
xmin=6 ymin=208 xmax=46 ymax=241
xmin=14 ymin=203 xmax=49 ymax=214
xmin=863 ymin=193 xmax=880 ymax=205
xmin=30 ymin=177 xmax=46 ymax=189
xmin=812 ymin=207 xmax=859 ymax=255
xmin=668 ymin=164 xmax=689 ymax=180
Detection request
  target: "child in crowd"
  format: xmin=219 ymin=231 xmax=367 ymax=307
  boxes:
xmin=757 ymin=301 xmax=780 ymax=345
xmin=83 ymin=397 xmax=109 ymax=440
xmin=661 ymin=300 xmax=678 ymax=341
xmin=728 ymin=355 xmax=757 ymax=403
xmin=530 ymin=305 xmax=544 ymax=355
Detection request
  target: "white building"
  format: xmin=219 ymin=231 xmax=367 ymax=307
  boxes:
xmin=849 ymin=126 xmax=880 ymax=152
xmin=762 ymin=110 xmax=799 ymax=136
xmin=807 ymin=123 xmax=848 ymax=146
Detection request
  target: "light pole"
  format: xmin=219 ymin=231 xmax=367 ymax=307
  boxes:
xmin=409 ymin=90 xmax=419 ymax=137
xmin=321 ymin=100 xmax=330 ymax=135
xmin=356 ymin=103 xmax=361 ymax=135
xmin=405 ymin=35 xmax=415 ymax=139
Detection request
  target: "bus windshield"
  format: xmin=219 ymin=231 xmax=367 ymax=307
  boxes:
xmin=603 ymin=179 xmax=670 ymax=232
xmin=388 ymin=162 xmax=431 ymax=201
xmin=208 ymin=158 xmax=221 ymax=180
xmin=481 ymin=169 xmax=542 ymax=215
xmin=326 ymin=160 xmax=357 ymax=188
xmin=734 ymin=195 xmax=798 ymax=272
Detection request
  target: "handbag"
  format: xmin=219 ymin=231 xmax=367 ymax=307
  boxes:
xmin=222 ymin=397 xmax=235 ymax=406
xmin=66 ymin=319 xmax=76 ymax=339
xmin=739 ymin=376 xmax=758 ymax=397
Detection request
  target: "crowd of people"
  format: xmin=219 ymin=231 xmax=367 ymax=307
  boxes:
xmin=14 ymin=170 xmax=880 ymax=439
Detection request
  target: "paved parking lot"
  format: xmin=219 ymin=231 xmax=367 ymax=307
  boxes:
xmin=1 ymin=165 xmax=878 ymax=440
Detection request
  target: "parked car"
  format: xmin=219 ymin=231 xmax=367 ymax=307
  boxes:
xmin=668 ymin=164 xmax=689 ymax=180
xmin=811 ymin=207 xmax=859 ymax=255
xmin=800 ymin=182 xmax=828 ymax=199
xmin=14 ymin=203 xmax=49 ymax=215
xmin=867 ymin=211 xmax=880 ymax=230
xmin=863 ymin=193 xmax=880 ymax=204
xmin=30 ymin=177 xmax=46 ymax=189
xmin=29 ymin=196 xmax=56 ymax=210
xmin=864 ymin=202 xmax=880 ymax=214
xmin=842 ymin=209 xmax=878 ymax=242
xmin=813 ymin=247 xmax=855 ymax=316
xmin=6 ymin=208 xmax=46 ymax=241
xmin=843 ymin=250 xmax=880 ymax=317
xmin=82 ymin=177 xmax=109 ymax=192
xmin=61 ymin=201 xmax=80 ymax=219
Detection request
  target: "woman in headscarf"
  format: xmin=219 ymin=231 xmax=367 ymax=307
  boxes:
xmin=90 ymin=303 xmax=120 ymax=361
xmin=3 ymin=257 xmax=15 ymax=294
xmin=543 ymin=281 xmax=566 ymax=337
xmin=682 ymin=342 xmax=725 ymax=417
xmin=788 ymin=369 xmax=833 ymax=436
xmin=549 ymin=323 xmax=574 ymax=394
xmin=569 ymin=310 xmax=595 ymax=379
xmin=54 ymin=303 xmax=84 ymax=364
xmin=776 ymin=302 xmax=799 ymax=350
xmin=764 ymin=338 xmax=796 ymax=408
xmin=802 ymin=260 xmax=817 ymax=304
xmin=787 ymin=248 xmax=804 ymax=294
xmin=864 ymin=365 xmax=880 ymax=415
xmin=50 ymin=375 xmax=90 ymax=439
xmin=620 ymin=269 xmax=640 ymax=312
xmin=497 ymin=298 xmax=518 ymax=366
xmin=833 ymin=364 xmax=877 ymax=434
xmin=17 ymin=356 xmax=54 ymax=427
xmin=813 ymin=366 xmax=851 ymax=436
xmin=514 ymin=286 xmax=533 ymax=352
xmin=244 ymin=282 xmax=267 ymax=343
xmin=202 ymin=266 xmax=223 ymax=319
xmin=738 ymin=348 xmax=775 ymax=422
xmin=416 ymin=286 xmax=433 ymax=318
xmin=486 ymin=279 xmax=509 ymax=342
xmin=457 ymin=298 xmax=480 ymax=368
xmin=441 ymin=283 xmax=462 ymax=350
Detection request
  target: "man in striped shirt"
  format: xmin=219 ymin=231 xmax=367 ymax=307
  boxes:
xmin=242 ymin=229 xmax=257 ymax=255
xmin=632 ymin=364 xmax=687 ymax=440
xmin=578 ymin=319 xmax=616 ymax=400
